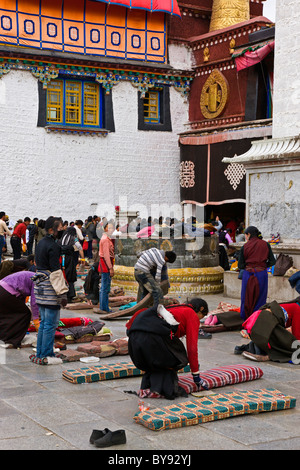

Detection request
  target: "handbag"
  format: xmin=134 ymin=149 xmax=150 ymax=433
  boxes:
xmin=49 ymin=269 xmax=69 ymax=295
xmin=82 ymin=240 xmax=89 ymax=251
xmin=273 ymin=253 xmax=293 ymax=276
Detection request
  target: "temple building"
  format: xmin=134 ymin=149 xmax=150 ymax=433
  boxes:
xmin=0 ymin=0 xmax=192 ymax=220
xmin=177 ymin=0 xmax=275 ymax=229
xmin=0 ymin=0 xmax=275 ymax=224
xmin=223 ymin=0 xmax=300 ymax=252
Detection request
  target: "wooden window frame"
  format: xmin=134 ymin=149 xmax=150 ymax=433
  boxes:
xmin=143 ymin=88 xmax=161 ymax=124
xmin=138 ymin=85 xmax=172 ymax=132
xmin=46 ymin=77 xmax=102 ymax=129
xmin=38 ymin=77 xmax=115 ymax=133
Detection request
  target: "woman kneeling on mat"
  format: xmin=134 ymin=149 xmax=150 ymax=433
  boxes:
xmin=0 ymin=270 xmax=39 ymax=348
xmin=126 ymin=299 xmax=208 ymax=400
xmin=235 ymin=298 xmax=300 ymax=363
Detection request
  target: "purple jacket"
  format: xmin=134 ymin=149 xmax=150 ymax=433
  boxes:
xmin=0 ymin=270 xmax=39 ymax=319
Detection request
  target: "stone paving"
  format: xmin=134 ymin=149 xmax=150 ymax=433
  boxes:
xmin=0 ymin=292 xmax=300 ymax=451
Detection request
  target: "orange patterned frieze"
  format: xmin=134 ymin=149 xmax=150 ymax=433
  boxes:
xmin=0 ymin=0 xmax=167 ymax=63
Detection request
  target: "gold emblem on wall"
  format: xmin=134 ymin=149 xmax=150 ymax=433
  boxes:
xmin=229 ymin=39 xmax=236 ymax=54
xmin=203 ymin=47 xmax=210 ymax=62
xmin=200 ymin=69 xmax=229 ymax=119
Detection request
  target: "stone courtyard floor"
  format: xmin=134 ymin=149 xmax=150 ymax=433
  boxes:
xmin=0 ymin=292 xmax=300 ymax=453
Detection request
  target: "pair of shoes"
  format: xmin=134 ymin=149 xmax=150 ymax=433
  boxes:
xmin=242 ymin=351 xmax=270 ymax=362
xmin=90 ymin=429 xmax=126 ymax=448
xmin=198 ymin=329 xmax=212 ymax=339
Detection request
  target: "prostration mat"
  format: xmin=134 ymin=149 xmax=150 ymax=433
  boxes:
xmin=62 ymin=363 xmax=262 ymax=388
xmin=133 ymin=388 xmax=296 ymax=431
xmin=62 ymin=361 xmax=191 ymax=384
xmin=139 ymin=364 xmax=264 ymax=397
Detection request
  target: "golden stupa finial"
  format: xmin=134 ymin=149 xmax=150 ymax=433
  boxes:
xmin=209 ymin=0 xmax=250 ymax=32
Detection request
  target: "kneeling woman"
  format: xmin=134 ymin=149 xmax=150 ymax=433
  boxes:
xmin=0 ymin=270 xmax=39 ymax=348
xmin=236 ymin=298 xmax=300 ymax=362
xmin=126 ymin=298 xmax=208 ymax=399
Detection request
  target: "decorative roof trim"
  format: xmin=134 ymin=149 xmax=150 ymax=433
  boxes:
xmin=0 ymin=57 xmax=192 ymax=98
xmin=222 ymin=136 xmax=300 ymax=165
xmin=188 ymin=16 xmax=272 ymax=45
xmin=179 ymin=119 xmax=272 ymax=145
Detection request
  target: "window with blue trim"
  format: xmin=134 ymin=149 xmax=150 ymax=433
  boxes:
xmin=143 ymin=89 xmax=161 ymax=124
xmin=46 ymin=78 xmax=103 ymax=128
xmin=138 ymin=85 xmax=172 ymax=132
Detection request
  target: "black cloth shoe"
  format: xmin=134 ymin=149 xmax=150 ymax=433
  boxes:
xmin=90 ymin=428 xmax=110 ymax=444
xmin=198 ymin=329 xmax=212 ymax=339
xmin=234 ymin=344 xmax=249 ymax=355
xmin=94 ymin=429 xmax=126 ymax=448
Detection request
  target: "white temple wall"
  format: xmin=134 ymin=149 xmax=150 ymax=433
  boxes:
xmin=168 ymin=43 xmax=194 ymax=70
xmin=247 ymin=165 xmax=300 ymax=239
xmin=272 ymin=0 xmax=300 ymax=139
xmin=0 ymin=69 xmax=188 ymax=222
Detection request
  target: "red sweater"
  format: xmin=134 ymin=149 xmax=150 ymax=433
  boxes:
xmin=127 ymin=305 xmax=200 ymax=374
xmin=12 ymin=223 xmax=27 ymax=241
xmin=99 ymin=233 xmax=114 ymax=272
xmin=170 ymin=305 xmax=200 ymax=374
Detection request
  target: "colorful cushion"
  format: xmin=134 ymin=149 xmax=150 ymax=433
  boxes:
xmin=178 ymin=364 xmax=264 ymax=394
xmin=62 ymin=361 xmax=191 ymax=384
xmin=59 ymin=350 xmax=88 ymax=362
xmin=133 ymin=389 xmax=296 ymax=431
xmin=76 ymin=342 xmax=117 ymax=357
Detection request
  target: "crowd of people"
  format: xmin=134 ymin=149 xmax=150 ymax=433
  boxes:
xmin=0 ymin=210 xmax=299 ymax=396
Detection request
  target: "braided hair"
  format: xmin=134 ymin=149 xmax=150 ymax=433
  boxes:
xmin=244 ymin=226 xmax=263 ymax=239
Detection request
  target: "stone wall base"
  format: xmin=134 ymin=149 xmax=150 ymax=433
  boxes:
xmin=223 ymin=270 xmax=297 ymax=303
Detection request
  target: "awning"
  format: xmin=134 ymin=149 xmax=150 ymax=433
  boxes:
xmin=91 ymin=0 xmax=181 ymax=16
xmin=233 ymin=40 xmax=274 ymax=72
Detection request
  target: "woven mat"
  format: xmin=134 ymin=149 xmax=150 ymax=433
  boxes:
xmin=178 ymin=364 xmax=263 ymax=394
xmin=138 ymin=364 xmax=263 ymax=398
xmin=133 ymin=388 xmax=296 ymax=431
xmin=62 ymin=361 xmax=191 ymax=384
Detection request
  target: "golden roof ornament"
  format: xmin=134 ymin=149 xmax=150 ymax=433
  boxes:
xmin=209 ymin=0 xmax=250 ymax=32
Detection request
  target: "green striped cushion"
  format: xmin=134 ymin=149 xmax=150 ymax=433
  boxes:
xmin=133 ymin=389 xmax=296 ymax=431
xmin=62 ymin=361 xmax=191 ymax=384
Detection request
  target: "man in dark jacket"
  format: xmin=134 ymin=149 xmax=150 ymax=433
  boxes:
xmin=27 ymin=219 xmax=38 ymax=255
